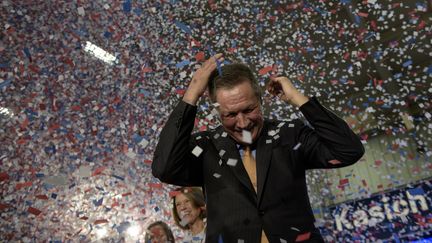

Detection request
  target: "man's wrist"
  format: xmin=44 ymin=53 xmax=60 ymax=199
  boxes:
xmin=183 ymin=90 xmax=199 ymax=106
xmin=290 ymin=93 xmax=309 ymax=107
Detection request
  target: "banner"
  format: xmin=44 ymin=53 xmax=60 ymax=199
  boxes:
xmin=320 ymin=179 xmax=432 ymax=241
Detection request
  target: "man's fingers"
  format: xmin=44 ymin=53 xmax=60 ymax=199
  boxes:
xmin=203 ymin=53 xmax=223 ymax=69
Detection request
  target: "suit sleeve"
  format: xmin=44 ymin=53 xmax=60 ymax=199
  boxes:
xmin=297 ymin=96 xmax=365 ymax=169
xmin=151 ymin=100 xmax=204 ymax=186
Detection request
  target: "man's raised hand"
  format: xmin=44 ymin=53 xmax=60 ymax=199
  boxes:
xmin=183 ymin=53 xmax=224 ymax=105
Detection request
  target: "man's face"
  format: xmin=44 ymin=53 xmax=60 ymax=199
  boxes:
xmin=216 ymin=81 xmax=264 ymax=145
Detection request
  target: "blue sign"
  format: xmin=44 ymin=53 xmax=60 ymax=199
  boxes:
xmin=319 ymin=179 xmax=432 ymax=241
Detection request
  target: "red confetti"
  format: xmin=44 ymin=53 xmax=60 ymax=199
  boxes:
xmin=48 ymin=123 xmax=61 ymax=132
xmin=35 ymin=195 xmax=49 ymax=200
xmin=94 ymin=219 xmax=108 ymax=225
xmin=141 ymin=66 xmax=153 ymax=73
xmin=295 ymin=232 xmax=311 ymax=242
xmin=149 ymin=183 xmax=163 ymax=189
xmin=28 ymin=207 xmax=42 ymax=216
xmin=328 ymin=159 xmax=342 ymax=165
xmin=357 ymin=12 xmax=368 ymax=17
xmin=144 ymin=159 xmax=152 ymax=164
xmin=258 ymin=66 xmax=273 ymax=75
xmin=16 ymin=137 xmax=30 ymax=145
xmin=417 ymin=20 xmax=425 ymax=30
xmin=176 ymin=89 xmax=186 ymax=95
xmin=0 ymin=172 xmax=10 ymax=181
xmin=92 ymin=166 xmax=106 ymax=176
xmin=169 ymin=191 xmax=181 ymax=198
xmin=16 ymin=181 xmax=33 ymax=190
xmin=70 ymin=105 xmax=81 ymax=111
xmin=0 ymin=203 xmax=11 ymax=211
xmin=339 ymin=178 xmax=349 ymax=186
xmin=121 ymin=192 xmax=132 ymax=197
xmin=195 ymin=51 xmax=205 ymax=62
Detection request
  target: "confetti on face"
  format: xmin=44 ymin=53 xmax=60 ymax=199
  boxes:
xmin=242 ymin=130 xmax=252 ymax=144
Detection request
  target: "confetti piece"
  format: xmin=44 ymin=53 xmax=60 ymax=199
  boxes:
xmin=242 ymin=130 xmax=252 ymax=144
xmin=94 ymin=219 xmax=109 ymax=225
xmin=175 ymin=59 xmax=191 ymax=68
xmin=227 ymin=158 xmax=238 ymax=167
xmin=192 ymin=146 xmax=204 ymax=157
xmin=92 ymin=166 xmax=106 ymax=176
xmin=195 ymin=51 xmax=205 ymax=62
xmin=258 ymin=66 xmax=273 ymax=75
xmin=27 ymin=207 xmax=42 ymax=216
xmin=0 ymin=172 xmax=10 ymax=181
xmin=0 ymin=203 xmax=11 ymax=211
xmin=328 ymin=159 xmax=342 ymax=165
xmin=174 ymin=20 xmax=192 ymax=35
xmin=77 ymin=6 xmax=85 ymax=16
xmin=122 ymin=0 xmax=131 ymax=13
xmin=295 ymin=232 xmax=311 ymax=242
xmin=35 ymin=195 xmax=49 ymax=200
xmin=219 ymin=150 xmax=226 ymax=157
xmin=16 ymin=181 xmax=33 ymax=190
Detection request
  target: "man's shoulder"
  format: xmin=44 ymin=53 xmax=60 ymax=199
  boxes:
xmin=191 ymin=125 xmax=223 ymax=140
xmin=264 ymin=118 xmax=306 ymax=132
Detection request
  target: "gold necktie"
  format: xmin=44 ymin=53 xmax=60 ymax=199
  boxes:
xmin=242 ymin=146 xmax=257 ymax=192
xmin=242 ymin=147 xmax=269 ymax=243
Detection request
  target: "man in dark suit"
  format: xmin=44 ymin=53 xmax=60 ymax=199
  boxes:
xmin=152 ymin=54 xmax=365 ymax=242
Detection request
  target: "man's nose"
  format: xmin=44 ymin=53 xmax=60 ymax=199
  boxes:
xmin=236 ymin=113 xmax=249 ymax=129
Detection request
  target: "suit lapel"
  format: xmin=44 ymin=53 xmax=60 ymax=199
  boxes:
xmin=256 ymin=121 xmax=273 ymax=205
xmin=211 ymin=127 xmax=256 ymax=195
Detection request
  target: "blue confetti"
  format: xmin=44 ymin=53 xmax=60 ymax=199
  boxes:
xmin=174 ymin=20 xmax=192 ymax=35
xmin=0 ymin=79 xmax=11 ymax=89
xmin=426 ymin=65 xmax=432 ymax=75
xmin=123 ymin=0 xmax=131 ymax=13
xmin=104 ymin=31 xmax=112 ymax=38
xmin=23 ymin=47 xmax=32 ymax=60
xmin=402 ymin=60 xmax=413 ymax=67
xmin=112 ymin=174 xmax=125 ymax=181
xmin=93 ymin=197 xmax=103 ymax=206
xmin=175 ymin=59 xmax=190 ymax=68
xmin=218 ymin=234 xmax=224 ymax=243
xmin=408 ymin=187 xmax=424 ymax=196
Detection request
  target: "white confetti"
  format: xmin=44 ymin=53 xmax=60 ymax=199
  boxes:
xmin=242 ymin=130 xmax=252 ymax=144
xmin=192 ymin=146 xmax=203 ymax=157
xmin=77 ymin=7 xmax=85 ymax=16
xmin=219 ymin=149 xmax=226 ymax=157
xmin=227 ymin=158 xmax=238 ymax=167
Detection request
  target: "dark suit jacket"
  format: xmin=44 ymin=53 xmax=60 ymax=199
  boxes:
xmin=152 ymin=97 xmax=364 ymax=243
